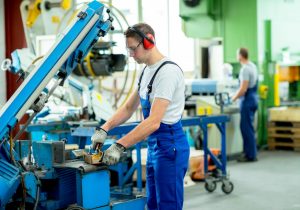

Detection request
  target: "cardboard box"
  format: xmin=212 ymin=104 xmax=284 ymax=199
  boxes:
xmin=269 ymin=107 xmax=300 ymax=122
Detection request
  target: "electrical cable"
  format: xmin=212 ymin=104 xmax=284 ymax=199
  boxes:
xmin=20 ymin=173 xmax=27 ymax=209
xmin=13 ymin=112 xmax=37 ymax=142
xmin=113 ymin=61 xmax=129 ymax=106
xmin=77 ymin=63 xmax=86 ymax=77
xmin=100 ymin=1 xmax=138 ymax=107
xmin=9 ymin=130 xmax=16 ymax=165
xmin=66 ymin=205 xmax=85 ymax=210
xmin=52 ymin=1 xmax=136 ymax=109
xmin=0 ymin=137 xmax=5 ymax=150
xmin=100 ymin=1 xmax=133 ymax=107
xmin=33 ymin=177 xmax=40 ymax=210
xmin=85 ymin=52 xmax=96 ymax=77
xmin=31 ymin=55 xmax=44 ymax=65
xmin=119 ymin=64 xmax=137 ymax=107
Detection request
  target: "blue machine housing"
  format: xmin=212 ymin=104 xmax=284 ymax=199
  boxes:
xmin=6 ymin=138 xmax=146 ymax=210
xmin=191 ymin=79 xmax=217 ymax=95
xmin=32 ymin=159 xmax=110 ymax=210
xmin=0 ymin=160 xmax=20 ymax=207
xmin=76 ymin=168 xmax=110 ymax=208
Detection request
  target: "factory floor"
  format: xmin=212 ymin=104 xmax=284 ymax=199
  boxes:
xmin=183 ymin=150 xmax=300 ymax=210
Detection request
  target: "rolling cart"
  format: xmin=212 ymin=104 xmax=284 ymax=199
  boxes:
xmin=182 ymin=92 xmax=234 ymax=194
xmin=201 ymin=115 xmax=234 ymax=194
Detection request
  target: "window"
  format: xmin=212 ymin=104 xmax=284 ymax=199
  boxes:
xmin=143 ymin=0 xmax=195 ymax=72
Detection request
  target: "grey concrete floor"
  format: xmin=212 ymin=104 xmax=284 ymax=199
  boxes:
xmin=184 ymin=150 xmax=300 ymax=210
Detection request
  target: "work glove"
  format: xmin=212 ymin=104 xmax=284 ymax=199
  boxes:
xmin=102 ymin=143 xmax=126 ymax=165
xmin=91 ymin=127 xmax=107 ymax=150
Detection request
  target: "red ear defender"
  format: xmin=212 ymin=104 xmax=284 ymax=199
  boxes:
xmin=128 ymin=26 xmax=155 ymax=50
xmin=143 ymin=33 xmax=155 ymax=49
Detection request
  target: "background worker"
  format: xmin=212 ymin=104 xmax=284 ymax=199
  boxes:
xmin=232 ymin=47 xmax=258 ymax=162
xmin=91 ymin=23 xmax=190 ymax=210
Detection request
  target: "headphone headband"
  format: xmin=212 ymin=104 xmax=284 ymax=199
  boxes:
xmin=128 ymin=27 xmax=155 ymax=44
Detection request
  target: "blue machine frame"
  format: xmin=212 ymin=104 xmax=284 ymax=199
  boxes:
xmin=71 ymin=115 xmax=234 ymax=195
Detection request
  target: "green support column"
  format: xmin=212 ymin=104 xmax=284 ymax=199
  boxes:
xmin=258 ymin=20 xmax=276 ymax=146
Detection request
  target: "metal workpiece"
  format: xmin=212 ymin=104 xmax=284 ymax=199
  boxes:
xmin=84 ymin=151 xmax=104 ymax=165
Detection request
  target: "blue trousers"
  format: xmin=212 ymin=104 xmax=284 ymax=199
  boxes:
xmin=240 ymin=102 xmax=258 ymax=159
xmin=146 ymin=129 xmax=190 ymax=210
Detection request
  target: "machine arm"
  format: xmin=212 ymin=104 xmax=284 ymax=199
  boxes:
xmin=0 ymin=1 xmax=112 ymax=142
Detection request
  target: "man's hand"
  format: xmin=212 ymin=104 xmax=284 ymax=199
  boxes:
xmin=91 ymin=127 xmax=107 ymax=150
xmin=102 ymin=143 xmax=126 ymax=165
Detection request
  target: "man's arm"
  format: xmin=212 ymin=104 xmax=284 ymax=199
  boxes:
xmin=232 ymin=80 xmax=249 ymax=101
xmin=117 ymin=97 xmax=170 ymax=148
xmin=101 ymin=90 xmax=140 ymax=131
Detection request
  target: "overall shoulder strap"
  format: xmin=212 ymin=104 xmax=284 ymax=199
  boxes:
xmin=147 ymin=61 xmax=182 ymax=94
xmin=138 ymin=65 xmax=147 ymax=91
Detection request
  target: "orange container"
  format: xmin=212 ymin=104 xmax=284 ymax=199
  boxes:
xmin=278 ymin=66 xmax=300 ymax=82
xmin=189 ymin=148 xmax=221 ymax=181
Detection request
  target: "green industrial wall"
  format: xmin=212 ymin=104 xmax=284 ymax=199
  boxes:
xmin=222 ymin=0 xmax=257 ymax=63
xmin=180 ymin=0 xmax=258 ymax=64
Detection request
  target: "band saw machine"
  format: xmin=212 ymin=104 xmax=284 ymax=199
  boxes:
xmin=0 ymin=1 xmax=145 ymax=209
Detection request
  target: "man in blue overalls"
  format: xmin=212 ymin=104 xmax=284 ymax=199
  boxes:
xmin=232 ymin=48 xmax=258 ymax=162
xmin=91 ymin=23 xmax=190 ymax=210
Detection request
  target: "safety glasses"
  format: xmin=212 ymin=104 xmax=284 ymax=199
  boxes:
xmin=126 ymin=41 xmax=143 ymax=54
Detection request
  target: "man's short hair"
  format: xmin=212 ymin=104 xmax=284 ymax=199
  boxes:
xmin=124 ymin=23 xmax=155 ymax=43
xmin=239 ymin=48 xmax=249 ymax=59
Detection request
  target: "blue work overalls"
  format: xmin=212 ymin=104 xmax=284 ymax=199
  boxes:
xmin=138 ymin=61 xmax=190 ymax=210
xmin=239 ymin=82 xmax=258 ymax=159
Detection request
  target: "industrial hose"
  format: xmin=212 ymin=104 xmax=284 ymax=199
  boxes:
xmin=33 ymin=177 xmax=41 ymax=210
xmin=52 ymin=1 xmax=136 ymax=109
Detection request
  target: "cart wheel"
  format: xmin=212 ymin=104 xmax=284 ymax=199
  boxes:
xmin=205 ymin=181 xmax=217 ymax=193
xmin=221 ymin=181 xmax=234 ymax=194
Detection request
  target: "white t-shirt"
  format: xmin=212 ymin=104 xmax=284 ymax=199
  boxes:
xmin=137 ymin=57 xmax=185 ymax=124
